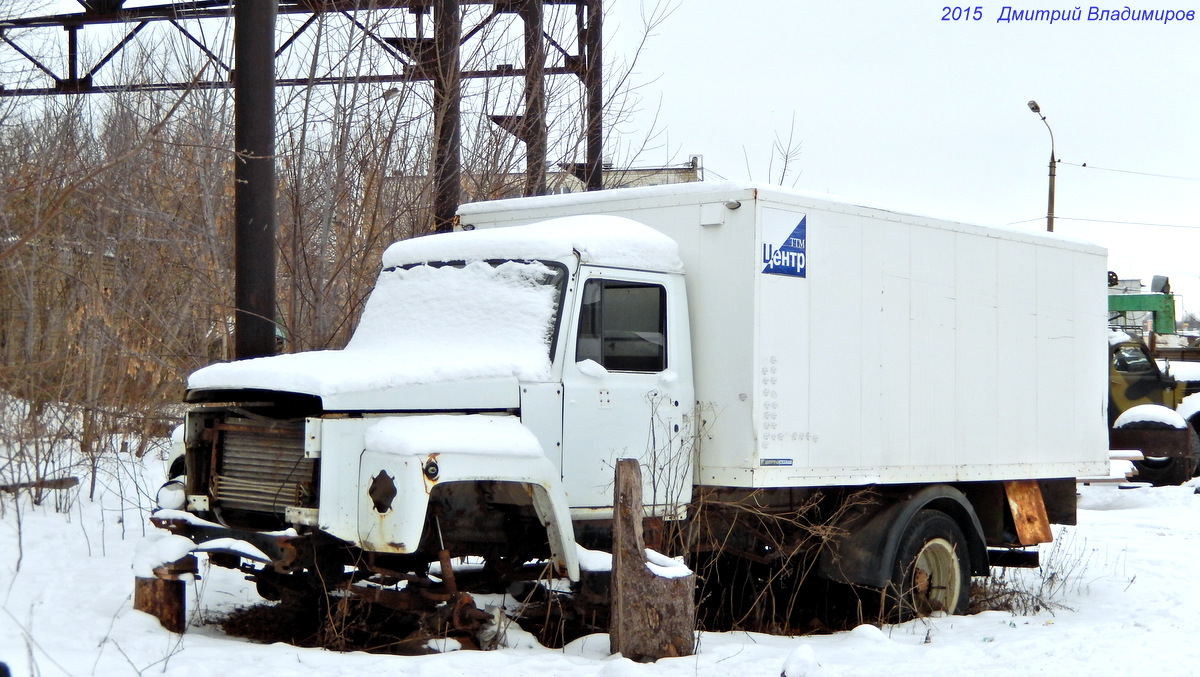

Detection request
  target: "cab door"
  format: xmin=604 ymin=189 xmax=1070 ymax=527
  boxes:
xmin=1110 ymin=340 xmax=1176 ymax=423
xmin=560 ymin=267 xmax=693 ymax=515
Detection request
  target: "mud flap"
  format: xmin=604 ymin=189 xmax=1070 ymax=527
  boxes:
xmin=1003 ymin=479 xmax=1052 ymax=546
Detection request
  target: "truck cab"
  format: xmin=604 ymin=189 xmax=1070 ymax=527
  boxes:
xmin=154 ymin=215 xmax=694 ymax=594
xmin=1109 ymin=336 xmax=1180 ymax=421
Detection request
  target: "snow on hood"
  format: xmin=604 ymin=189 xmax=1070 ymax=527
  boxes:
xmin=364 ymin=414 xmax=543 ymax=457
xmin=382 ymin=214 xmax=684 ymax=273
xmin=187 ymin=348 xmax=513 ymax=399
xmin=189 ymin=260 xmax=561 ymax=399
xmin=1160 ymin=359 xmax=1200 ymax=384
xmin=1177 ymin=392 xmax=1200 ymax=422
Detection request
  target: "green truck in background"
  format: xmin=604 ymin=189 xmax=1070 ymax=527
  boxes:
xmin=1107 ymin=274 xmax=1200 ymax=485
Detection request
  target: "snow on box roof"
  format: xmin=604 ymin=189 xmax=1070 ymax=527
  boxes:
xmin=457 ymin=180 xmax=1107 ymax=256
xmin=381 ymin=214 xmax=684 ymax=273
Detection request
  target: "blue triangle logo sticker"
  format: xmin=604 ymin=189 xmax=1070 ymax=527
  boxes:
xmin=761 ymin=216 xmax=806 ymax=277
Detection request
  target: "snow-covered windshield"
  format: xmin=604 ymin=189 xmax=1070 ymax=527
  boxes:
xmin=345 ymin=259 xmax=569 ymax=376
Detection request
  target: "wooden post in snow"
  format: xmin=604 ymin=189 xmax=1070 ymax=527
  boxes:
xmin=609 ymin=458 xmax=695 ymax=661
xmin=133 ymin=555 xmax=196 ymax=633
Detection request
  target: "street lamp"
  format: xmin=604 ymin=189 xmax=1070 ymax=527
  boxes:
xmin=1027 ymin=100 xmax=1055 ymax=233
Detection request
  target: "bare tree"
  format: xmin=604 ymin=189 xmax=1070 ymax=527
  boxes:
xmin=0 ymin=1 xmax=677 ymax=509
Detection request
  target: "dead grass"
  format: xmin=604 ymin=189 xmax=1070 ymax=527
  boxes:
xmin=969 ymin=528 xmax=1090 ymax=616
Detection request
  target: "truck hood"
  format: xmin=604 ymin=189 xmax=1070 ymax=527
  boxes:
xmin=187 ymin=349 xmax=525 ymax=410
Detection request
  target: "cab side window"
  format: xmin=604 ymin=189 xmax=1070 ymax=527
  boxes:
xmin=576 ymin=279 xmax=666 ymax=372
xmin=1112 ymin=345 xmax=1153 ymax=373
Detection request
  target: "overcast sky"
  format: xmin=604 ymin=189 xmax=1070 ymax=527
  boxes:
xmin=607 ymin=1 xmax=1200 ymax=315
xmin=16 ymin=2 xmax=1199 ymax=315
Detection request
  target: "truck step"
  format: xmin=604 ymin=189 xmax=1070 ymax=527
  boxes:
xmin=988 ymin=548 xmax=1039 ymax=568
xmin=1108 ymin=449 xmax=1145 ymax=462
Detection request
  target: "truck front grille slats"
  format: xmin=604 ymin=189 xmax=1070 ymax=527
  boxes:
xmin=215 ymin=477 xmax=301 ymax=511
xmin=213 ymin=418 xmax=312 ymax=514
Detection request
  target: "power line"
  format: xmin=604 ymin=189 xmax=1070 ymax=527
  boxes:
xmin=1007 ymin=216 xmax=1200 ymax=229
xmin=1058 ymin=161 xmax=1200 ymax=183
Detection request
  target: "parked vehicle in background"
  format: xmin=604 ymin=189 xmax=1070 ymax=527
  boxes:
xmin=1108 ymin=332 xmax=1200 ymax=484
xmin=1107 ymin=278 xmax=1200 ymax=484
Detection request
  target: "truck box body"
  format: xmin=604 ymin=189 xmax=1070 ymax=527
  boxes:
xmin=457 ymin=182 xmax=1111 ymax=488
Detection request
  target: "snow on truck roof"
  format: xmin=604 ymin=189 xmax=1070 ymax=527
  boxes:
xmin=381 ymin=214 xmax=684 ymax=273
xmin=189 ymin=218 xmax=680 ymax=398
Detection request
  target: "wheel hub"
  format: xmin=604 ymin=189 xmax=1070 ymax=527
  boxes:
xmin=912 ymin=537 xmax=961 ymax=614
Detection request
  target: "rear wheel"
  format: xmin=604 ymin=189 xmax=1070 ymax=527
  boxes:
xmin=887 ymin=510 xmax=970 ymax=621
xmin=1133 ymin=455 xmax=1195 ymax=486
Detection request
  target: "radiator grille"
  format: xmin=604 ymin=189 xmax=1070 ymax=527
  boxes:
xmin=214 ymin=417 xmax=312 ymax=513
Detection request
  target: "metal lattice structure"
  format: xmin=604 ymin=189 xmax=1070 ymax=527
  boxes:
xmin=0 ymin=0 xmax=603 ymax=358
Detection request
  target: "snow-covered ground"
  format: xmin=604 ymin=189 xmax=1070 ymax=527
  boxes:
xmin=3 ymin=452 xmax=1200 ymax=677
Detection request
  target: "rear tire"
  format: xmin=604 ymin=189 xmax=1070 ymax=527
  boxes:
xmin=1133 ymin=455 xmax=1195 ymax=486
xmin=887 ymin=510 xmax=970 ymax=621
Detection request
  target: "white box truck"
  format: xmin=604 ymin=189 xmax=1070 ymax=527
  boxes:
xmin=152 ymin=182 xmax=1109 ymax=623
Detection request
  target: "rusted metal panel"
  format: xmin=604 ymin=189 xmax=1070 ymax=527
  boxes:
xmin=1110 ymin=427 xmax=1191 ymax=458
xmin=1038 ymin=478 xmax=1079 ymax=527
xmin=1004 ymin=479 xmax=1052 ymax=546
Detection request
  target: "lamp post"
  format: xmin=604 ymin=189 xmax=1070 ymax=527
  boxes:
xmin=1027 ymin=100 xmax=1055 ymax=233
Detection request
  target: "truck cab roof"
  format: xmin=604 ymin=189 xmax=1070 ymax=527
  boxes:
xmin=382 ymin=214 xmax=684 ymax=274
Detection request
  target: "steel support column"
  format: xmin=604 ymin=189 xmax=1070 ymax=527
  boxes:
xmin=432 ymin=0 xmax=461 ymax=233
xmin=583 ymin=0 xmax=602 ymax=191
xmin=521 ymin=0 xmax=546 ymax=196
xmin=233 ymin=0 xmax=277 ymax=358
